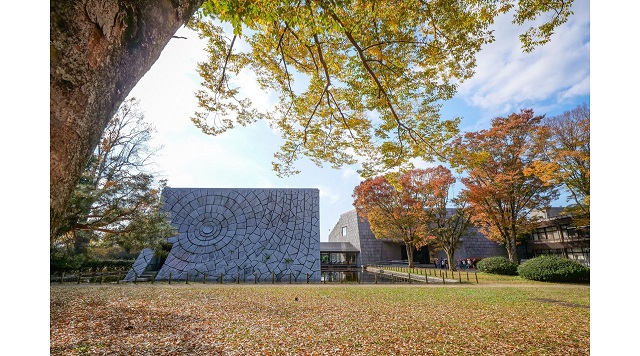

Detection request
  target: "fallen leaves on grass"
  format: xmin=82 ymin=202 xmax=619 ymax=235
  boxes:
xmin=50 ymin=284 xmax=589 ymax=355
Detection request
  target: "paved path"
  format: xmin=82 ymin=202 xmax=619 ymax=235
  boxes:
xmin=365 ymin=266 xmax=460 ymax=284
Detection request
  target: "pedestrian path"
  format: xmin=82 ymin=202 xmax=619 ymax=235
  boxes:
xmin=364 ymin=266 xmax=459 ymax=284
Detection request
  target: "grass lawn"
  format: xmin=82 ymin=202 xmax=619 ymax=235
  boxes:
xmin=50 ymin=275 xmax=589 ymax=355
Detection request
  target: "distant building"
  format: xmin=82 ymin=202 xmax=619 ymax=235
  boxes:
xmin=124 ymin=189 xmax=588 ymax=284
xmin=327 ymin=207 xmax=590 ymax=270
xmin=327 ymin=209 xmax=506 ymax=267
xmin=319 ymin=241 xmax=360 ymax=282
xmin=521 ymin=208 xmax=590 ymax=266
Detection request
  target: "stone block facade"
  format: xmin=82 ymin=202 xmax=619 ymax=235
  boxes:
xmin=328 ymin=209 xmax=389 ymax=266
xmin=329 ymin=209 xmax=507 ymax=265
xmin=125 ymin=188 xmax=320 ymax=282
xmin=446 ymin=226 xmax=508 ymax=261
xmin=124 ymin=248 xmax=155 ymax=281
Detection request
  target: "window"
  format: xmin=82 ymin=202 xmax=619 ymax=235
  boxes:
xmin=331 ymin=253 xmax=347 ymax=264
xmin=341 ymin=226 xmax=347 ymax=236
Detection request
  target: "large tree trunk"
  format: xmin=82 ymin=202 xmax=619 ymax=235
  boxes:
xmin=50 ymin=0 xmax=203 ymax=238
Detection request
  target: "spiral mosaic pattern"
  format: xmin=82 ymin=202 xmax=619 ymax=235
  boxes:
xmin=175 ymin=194 xmax=245 ymax=253
xmin=131 ymin=188 xmax=320 ymax=282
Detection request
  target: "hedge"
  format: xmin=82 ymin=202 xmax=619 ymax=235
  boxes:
xmin=476 ymin=256 xmax=518 ymax=275
xmin=517 ymin=255 xmax=589 ymax=283
xmin=51 ymin=257 xmax=134 ymax=274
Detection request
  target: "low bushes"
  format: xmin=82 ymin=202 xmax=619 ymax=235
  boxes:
xmin=517 ymin=255 xmax=589 ymax=283
xmin=476 ymin=256 xmax=518 ymax=275
xmin=477 ymin=255 xmax=590 ymax=282
xmin=51 ymin=256 xmax=134 ymax=274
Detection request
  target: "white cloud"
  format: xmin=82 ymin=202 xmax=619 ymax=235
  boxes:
xmin=231 ymin=68 xmax=278 ymax=114
xmin=318 ymin=185 xmax=341 ymax=204
xmin=341 ymin=167 xmax=359 ymax=180
xmin=559 ymin=74 xmax=590 ymax=102
xmin=457 ymin=2 xmax=590 ymax=114
xmin=129 ymin=28 xmax=208 ymax=123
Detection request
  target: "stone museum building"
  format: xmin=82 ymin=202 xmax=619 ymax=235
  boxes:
xmin=326 ymin=209 xmax=507 ymax=267
xmin=125 ymin=187 xmax=589 ymax=282
xmin=125 ymin=188 xmax=320 ymax=282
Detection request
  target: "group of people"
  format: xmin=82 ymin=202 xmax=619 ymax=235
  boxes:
xmin=433 ymin=257 xmax=448 ymax=269
xmin=457 ymin=258 xmax=477 ymax=270
xmin=433 ymin=257 xmax=477 ymax=270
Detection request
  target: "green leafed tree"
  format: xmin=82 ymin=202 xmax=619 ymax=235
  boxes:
xmin=188 ymin=0 xmax=576 ymax=178
xmin=50 ymin=0 xmax=574 ymax=238
xmin=51 ymin=98 xmax=175 ymax=262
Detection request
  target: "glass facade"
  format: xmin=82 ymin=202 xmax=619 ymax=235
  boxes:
xmin=321 ymin=252 xmax=358 ymax=265
xmin=320 ymin=250 xmax=360 ymax=282
xmin=531 ymin=224 xmax=589 ymax=242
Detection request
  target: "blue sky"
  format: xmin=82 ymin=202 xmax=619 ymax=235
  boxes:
xmin=126 ymin=3 xmax=590 ymax=242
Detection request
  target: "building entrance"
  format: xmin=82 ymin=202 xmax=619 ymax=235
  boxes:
xmin=400 ymin=245 xmax=430 ymax=264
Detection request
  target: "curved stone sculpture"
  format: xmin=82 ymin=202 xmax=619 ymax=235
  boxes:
xmin=126 ymin=188 xmax=320 ymax=282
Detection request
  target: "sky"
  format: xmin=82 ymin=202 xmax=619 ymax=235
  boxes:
xmin=126 ymin=3 xmax=590 ymax=242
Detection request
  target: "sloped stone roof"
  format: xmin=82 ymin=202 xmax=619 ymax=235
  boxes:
xmin=320 ymin=242 xmax=359 ymax=252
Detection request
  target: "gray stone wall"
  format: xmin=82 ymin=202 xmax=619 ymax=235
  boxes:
xmin=356 ymin=214 xmax=389 ymax=266
xmin=139 ymin=188 xmax=320 ymax=282
xmin=124 ymin=248 xmax=155 ymax=280
xmin=432 ymin=226 xmax=508 ymax=261
xmin=329 ymin=209 xmax=507 ymax=266
xmin=328 ymin=209 xmax=396 ymax=266
xmin=380 ymin=241 xmax=402 ymax=261
xmin=455 ymin=226 xmax=508 ymax=260
xmin=328 ymin=210 xmax=363 ymax=265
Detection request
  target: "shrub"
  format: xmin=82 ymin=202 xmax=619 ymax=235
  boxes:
xmin=476 ymin=256 xmax=518 ymax=275
xmin=50 ymin=254 xmax=85 ymax=273
xmin=50 ymin=256 xmax=135 ymax=274
xmin=81 ymin=259 xmax=135 ymax=272
xmin=517 ymin=255 xmax=589 ymax=283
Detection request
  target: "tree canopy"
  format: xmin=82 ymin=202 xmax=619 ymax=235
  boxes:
xmin=525 ymin=104 xmax=590 ymax=226
xmin=49 ymin=0 xmax=575 ymax=238
xmin=418 ymin=167 xmax=473 ymax=271
xmin=353 ymin=173 xmax=425 ymax=268
xmin=189 ymin=0 xmax=576 ymax=178
xmin=353 ymin=166 xmax=461 ymax=267
xmin=452 ymin=109 xmax=559 ymax=263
